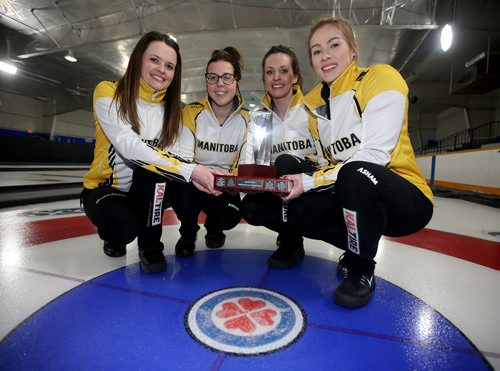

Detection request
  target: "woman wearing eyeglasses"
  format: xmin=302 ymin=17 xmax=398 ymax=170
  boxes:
xmin=240 ymin=45 xmax=325 ymax=268
xmin=81 ymin=32 xmax=222 ymax=274
xmin=168 ymin=47 xmax=248 ymax=257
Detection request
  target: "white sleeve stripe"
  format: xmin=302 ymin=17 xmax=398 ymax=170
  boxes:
xmin=348 ymin=90 xmax=405 ymax=166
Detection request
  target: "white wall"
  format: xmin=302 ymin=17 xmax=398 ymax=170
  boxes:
xmin=416 ymin=147 xmax=500 ymax=195
xmin=435 ymin=108 xmax=468 ymax=140
xmin=0 ymin=91 xmax=49 ymax=133
xmin=0 ymin=90 xmax=94 ymax=140
xmin=409 ymin=110 xmax=437 ymax=149
xmin=51 ymin=110 xmax=95 ymax=141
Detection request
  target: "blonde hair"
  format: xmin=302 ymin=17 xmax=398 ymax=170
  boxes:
xmin=307 ymin=16 xmax=359 ymax=66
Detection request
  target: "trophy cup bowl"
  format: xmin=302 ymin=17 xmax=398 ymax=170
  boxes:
xmin=214 ymin=111 xmax=292 ymax=194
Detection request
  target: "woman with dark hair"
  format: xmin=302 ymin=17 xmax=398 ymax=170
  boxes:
xmin=169 ymin=47 xmax=249 ymax=257
xmin=240 ymin=45 xmax=324 ymax=268
xmin=81 ymin=31 xmax=222 ymax=274
xmin=281 ymin=16 xmax=433 ymax=308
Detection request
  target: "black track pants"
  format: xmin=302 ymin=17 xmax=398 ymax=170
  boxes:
xmin=240 ymin=154 xmax=316 ymax=246
xmin=166 ymin=181 xmax=242 ymax=240
xmin=287 ymin=161 xmax=433 ymax=272
xmin=81 ymin=166 xmax=172 ymax=251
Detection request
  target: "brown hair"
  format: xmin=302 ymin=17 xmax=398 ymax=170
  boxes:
xmin=206 ymin=46 xmax=244 ymax=81
xmin=261 ymin=45 xmax=303 ymax=90
xmin=114 ymin=31 xmax=182 ymax=148
xmin=307 ymin=16 xmax=359 ymax=66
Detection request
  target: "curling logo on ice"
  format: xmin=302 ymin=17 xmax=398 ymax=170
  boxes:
xmin=185 ymin=287 xmax=306 ymax=356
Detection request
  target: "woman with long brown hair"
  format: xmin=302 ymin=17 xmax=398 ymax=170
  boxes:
xmin=240 ymin=45 xmax=324 ymax=268
xmin=81 ymin=31 xmax=222 ymax=274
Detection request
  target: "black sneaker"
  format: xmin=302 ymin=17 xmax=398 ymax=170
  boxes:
xmin=103 ymin=241 xmax=126 ymax=257
xmin=333 ymin=274 xmax=376 ymax=309
xmin=267 ymin=243 xmax=305 ymax=268
xmin=139 ymin=249 xmax=166 ymax=273
xmin=336 ymin=252 xmax=350 ymax=277
xmin=175 ymin=237 xmax=196 ymax=257
xmin=205 ymin=231 xmax=226 ymax=249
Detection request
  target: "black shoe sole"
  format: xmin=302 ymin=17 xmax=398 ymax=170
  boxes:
xmin=175 ymin=237 xmax=196 ymax=258
xmin=205 ymin=237 xmax=225 ymax=249
xmin=140 ymin=260 xmax=166 ymax=273
xmin=175 ymin=249 xmax=195 ymax=258
xmin=103 ymin=246 xmax=126 ymax=257
xmin=139 ymin=252 xmax=166 ymax=273
xmin=267 ymin=249 xmax=305 ymax=268
xmin=139 ymin=249 xmax=167 ymax=273
xmin=333 ymin=280 xmax=376 ymax=309
xmin=333 ymin=290 xmax=374 ymax=309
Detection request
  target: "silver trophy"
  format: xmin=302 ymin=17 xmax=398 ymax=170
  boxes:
xmin=214 ymin=110 xmax=292 ymax=193
xmin=251 ymin=111 xmax=272 ymax=166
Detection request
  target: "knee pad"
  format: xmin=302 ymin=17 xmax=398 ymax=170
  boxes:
xmin=274 ymin=154 xmax=302 ymax=177
xmin=98 ymin=219 xmax=138 ymax=245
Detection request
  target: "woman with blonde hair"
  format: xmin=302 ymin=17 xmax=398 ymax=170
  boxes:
xmin=282 ymin=17 xmax=433 ymax=308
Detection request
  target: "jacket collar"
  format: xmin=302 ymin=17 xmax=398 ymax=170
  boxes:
xmin=305 ymin=61 xmax=361 ymax=110
xmin=204 ymin=92 xmax=245 ymax=115
xmin=260 ymin=84 xmax=303 ymax=111
xmin=139 ymin=78 xmax=166 ymax=103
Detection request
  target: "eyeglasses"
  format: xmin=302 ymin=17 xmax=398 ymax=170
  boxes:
xmin=205 ymin=73 xmax=237 ymax=85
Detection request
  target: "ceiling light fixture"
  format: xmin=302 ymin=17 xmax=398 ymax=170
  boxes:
xmin=0 ymin=61 xmax=17 ymax=74
xmin=465 ymin=51 xmax=486 ymax=68
xmin=64 ymin=51 xmax=77 ymax=63
xmin=440 ymin=24 xmax=453 ymax=52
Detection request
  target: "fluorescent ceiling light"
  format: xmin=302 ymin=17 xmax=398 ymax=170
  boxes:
xmin=440 ymin=24 xmax=453 ymax=52
xmin=465 ymin=51 xmax=486 ymax=68
xmin=65 ymin=51 xmax=77 ymax=62
xmin=0 ymin=61 xmax=17 ymax=74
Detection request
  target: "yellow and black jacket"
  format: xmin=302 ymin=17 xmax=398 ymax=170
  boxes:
xmin=178 ymin=95 xmax=249 ymax=173
xmin=304 ymin=62 xmax=433 ymax=203
xmin=240 ymin=85 xmax=325 ymax=166
xmin=83 ymin=79 xmax=195 ymax=192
